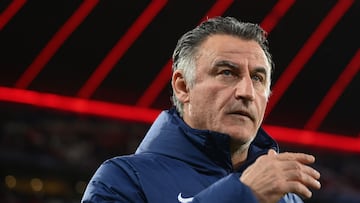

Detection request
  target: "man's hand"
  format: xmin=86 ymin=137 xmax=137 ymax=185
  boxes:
xmin=240 ymin=149 xmax=321 ymax=203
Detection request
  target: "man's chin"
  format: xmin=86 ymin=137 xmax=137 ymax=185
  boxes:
xmin=226 ymin=128 xmax=256 ymax=143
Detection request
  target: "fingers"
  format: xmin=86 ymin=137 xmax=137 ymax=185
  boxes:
xmin=291 ymin=162 xmax=320 ymax=180
xmin=269 ymin=149 xmax=316 ymax=164
xmin=266 ymin=150 xmax=321 ymax=196
xmin=241 ymin=150 xmax=321 ymax=202
xmin=266 ymin=149 xmax=317 ymax=166
xmin=284 ymin=181 xmax=313 ymax=199
xmin=279 ymin=154 xmax=321 ymax=198
xmin=284 ymin=164 xmax=321 ymax=190
xmin=267 ymin=149 xmax=277 ymax=156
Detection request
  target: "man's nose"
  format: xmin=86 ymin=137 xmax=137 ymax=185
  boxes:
xmin=234 ymin=75 xmax=255 ymax=101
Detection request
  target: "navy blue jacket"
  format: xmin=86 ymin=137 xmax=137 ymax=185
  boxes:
xmin=82 ymin=109 xmax=303 ymax=203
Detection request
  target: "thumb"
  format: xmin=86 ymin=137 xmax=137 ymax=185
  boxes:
xmin=267 ymin=149 xmax=277 ymax=156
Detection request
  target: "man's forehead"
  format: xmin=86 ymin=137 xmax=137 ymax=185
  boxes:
xmin=197 ymin=38 xmax=270 ymax=69
xmin=199 ymin=35 xmax=267 ymax=57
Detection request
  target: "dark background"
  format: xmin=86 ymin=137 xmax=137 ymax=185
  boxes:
xmin=0 ymin=0 xmax=359 ymax=202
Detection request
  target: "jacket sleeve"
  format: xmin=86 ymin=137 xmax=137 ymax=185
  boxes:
xmin=81 ymin=159 xmax=146 ymax=203
xmin=192 ymin=173 xmax=304 ymax=203
xmin=191 ymin=173 xmax=259 ymax=203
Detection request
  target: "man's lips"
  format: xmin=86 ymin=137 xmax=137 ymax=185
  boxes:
xmin=228 ymin=110 xmax=255 ymax=121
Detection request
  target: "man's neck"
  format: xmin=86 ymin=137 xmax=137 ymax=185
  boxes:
xmin=230 ymin=142 xmax=250 ymax=171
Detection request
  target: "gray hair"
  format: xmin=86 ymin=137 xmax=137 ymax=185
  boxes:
xmin=171 ymin=16 xmax=273 ymax=116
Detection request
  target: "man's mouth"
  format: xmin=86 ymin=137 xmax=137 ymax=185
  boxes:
xmin=229 ymin=110 xmax=255 ymax=121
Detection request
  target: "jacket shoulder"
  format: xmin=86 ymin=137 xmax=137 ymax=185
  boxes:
xmin=81 ymin=155 xmax=146 ymax=202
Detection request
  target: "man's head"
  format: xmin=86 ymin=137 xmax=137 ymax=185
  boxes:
xmin=171 ymin=16 xmax=273 ymax=146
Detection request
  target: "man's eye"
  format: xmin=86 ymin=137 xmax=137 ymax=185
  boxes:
xmin=221 ymin=70 xmax=233 ymax=76
xmin=252 ymin=74 xmax=264 ymax=82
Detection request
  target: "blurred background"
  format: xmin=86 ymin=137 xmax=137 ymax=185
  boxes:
xmin=0 ymin=0 xmax=359 ymax=202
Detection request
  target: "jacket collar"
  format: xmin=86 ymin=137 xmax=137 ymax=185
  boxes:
xmin=136 ymin=108 xmax=279 ymax=175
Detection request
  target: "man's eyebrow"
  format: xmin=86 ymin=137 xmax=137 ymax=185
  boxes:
xmin=213 ymin=60 xmax=239 ymax=69
xmin=214 ymin=60 xmax=268 ymax=74
xmin=253 ymin=67 xmax=268 ymax=76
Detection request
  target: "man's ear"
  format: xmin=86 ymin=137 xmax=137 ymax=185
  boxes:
xmin=172 ymin=70 xmax=189 ymax=103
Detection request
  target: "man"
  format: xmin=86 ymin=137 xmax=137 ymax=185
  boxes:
xmin=82 ymin=16 xmax=321 ymax=203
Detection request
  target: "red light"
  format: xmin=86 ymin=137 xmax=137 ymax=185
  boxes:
xmin=15 ymin=0 xmax=99 ymax=89
xmin=305 ymin=49 xmax=360 ymax=130
xmin=265 ymin=0 xmax=355 ymax=118
xmin=260 ymin=0 xmax=295 ymax=34
xmin=77 ymin=0 xmax=168 ymax=99
xmin=0 ymin=86 xmax=358 ymax=153
xmin=0 ymin=0 xmax=26 ymax=30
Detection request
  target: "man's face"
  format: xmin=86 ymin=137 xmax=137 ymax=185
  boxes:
xmin=181 ymin=34 xmax=271 ymax=145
